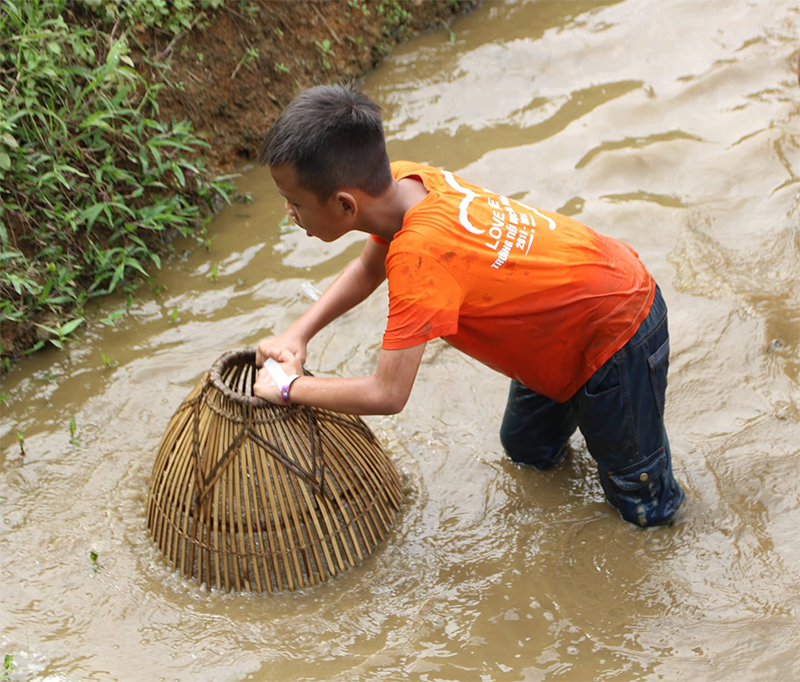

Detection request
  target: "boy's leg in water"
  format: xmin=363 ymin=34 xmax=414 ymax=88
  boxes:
xmin=574 ymin=286 xmax=685 ymax=527
xmin=500 ymin=382 xmax=577 ymax=469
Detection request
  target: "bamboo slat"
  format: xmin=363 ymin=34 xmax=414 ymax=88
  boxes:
xmin=145 ymin=349 xmax=403 ymax=592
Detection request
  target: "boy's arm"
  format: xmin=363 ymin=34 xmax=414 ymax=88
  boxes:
xmin=254 ymin=342 xmax=426 ymax=415
xmin=256 ymin=236 xmax=389 ymax=366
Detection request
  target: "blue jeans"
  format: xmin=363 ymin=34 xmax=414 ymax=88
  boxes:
xmin=499 ymin=286 xmax=685 ymax=526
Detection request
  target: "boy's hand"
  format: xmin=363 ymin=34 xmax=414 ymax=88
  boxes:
xmin=256 ymin=332 xmax=308 ymax=367
xmin=254 ymin=349 xmax=304 ymax=404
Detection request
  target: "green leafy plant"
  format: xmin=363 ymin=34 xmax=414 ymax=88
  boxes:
xmin=1 ymin=654 xmax=15 ymax=681
xmin=99 ymin=308 xmax=126 ymax=327
xmin=231 ymin=44 xmax=259 ymax=80
xmin=377 ymin=0 xmax=411 ymax=39
xmin=76 ymin=0 xmax=222 ymax=36
xmin=345 ymin=34 xmax=365 ymax=48
xmin=347 ymin=0 xmax=370 ymax=16
xmin=314 ymin=39 xmax=334 ymax=70
xmin=30 ymin=317 xmax=84 ymax=354
xmin=277 ymin=214 xmax=294 ymax=234
xmin=369 ymin=0 xmax=413 ymax=59
xmin=238 ymin=0 xmax=258 ymax=20
xmin=315 ymin=39 xmax=335 ymax=57
xmin=441 ymin=19 xmax=456 ymax=43
xmin=0 ymin=0 xmax=235 ymax=364
xmin=69 ymin=416 xmax=79 ymax=445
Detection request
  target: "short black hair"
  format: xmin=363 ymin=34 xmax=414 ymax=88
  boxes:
xmin=258 ymin=84 xmax=393 ymax=201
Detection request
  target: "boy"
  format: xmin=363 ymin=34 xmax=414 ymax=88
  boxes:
xmin=253 ymin=84 xmax=685 ymax=527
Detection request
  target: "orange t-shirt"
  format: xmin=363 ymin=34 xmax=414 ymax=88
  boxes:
xmin=382 ymin=161 xmax=655 ymax=402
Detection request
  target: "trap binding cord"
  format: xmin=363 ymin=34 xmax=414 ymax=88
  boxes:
xmin=146 ymin=348 xmax=403 ymax=593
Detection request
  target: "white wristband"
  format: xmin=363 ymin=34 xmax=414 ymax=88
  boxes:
xmin=264 ymin=358 xmax=300 ymax=403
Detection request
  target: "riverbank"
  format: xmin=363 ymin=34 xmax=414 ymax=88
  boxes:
xmin=0 ymin=0 xmax=477 ymax=370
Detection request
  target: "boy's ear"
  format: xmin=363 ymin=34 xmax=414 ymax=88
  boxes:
xmin=335 ymin=191 xmax=358 ymax=219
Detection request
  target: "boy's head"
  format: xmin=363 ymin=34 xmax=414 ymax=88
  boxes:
xmin=258 ymin=84 xmax=392 ymax=201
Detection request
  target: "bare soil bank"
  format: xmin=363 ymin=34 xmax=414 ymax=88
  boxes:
xmin=141 ymin=0 xmax=478 ymax=171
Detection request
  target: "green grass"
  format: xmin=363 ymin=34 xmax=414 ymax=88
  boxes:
xmin=0 ymin=0 xmax=235 ymax=361
xmin=1 ymin=654 xmax=15 ymax=681
xmin=0 ymin=0 xmax=476 ymax=365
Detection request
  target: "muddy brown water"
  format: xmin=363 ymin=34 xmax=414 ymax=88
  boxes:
xmin=2 ymin=1 xmax=800 ymax=680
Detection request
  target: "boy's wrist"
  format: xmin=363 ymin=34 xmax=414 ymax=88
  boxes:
xmin=280 ymin=375 xmax=301 ymax=403
xmin=263 ymin=359 xmax=301 ymax=404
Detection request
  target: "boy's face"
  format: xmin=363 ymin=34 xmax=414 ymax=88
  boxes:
xmin=270 ymin=164 xmax=349 ymax=243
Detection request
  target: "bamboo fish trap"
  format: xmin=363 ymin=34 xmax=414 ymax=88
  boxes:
xmin=146 ymin=349 xmax=403 ymax=593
